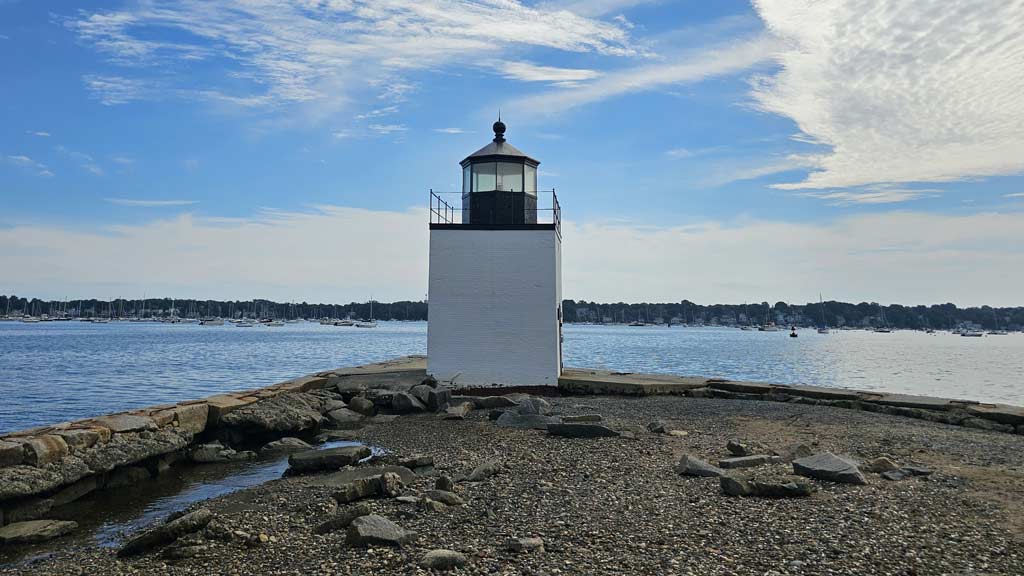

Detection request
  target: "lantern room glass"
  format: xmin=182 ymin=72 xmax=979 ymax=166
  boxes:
xmin=463 ymin=162 xmax=536 ymax=195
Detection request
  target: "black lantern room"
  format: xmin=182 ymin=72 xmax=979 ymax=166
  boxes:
xmin=460 ymin=120 xmax=539 ymax=225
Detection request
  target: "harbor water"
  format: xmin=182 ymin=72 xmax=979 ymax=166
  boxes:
xmin=1 ymin=321 xmax=1022 ymax=434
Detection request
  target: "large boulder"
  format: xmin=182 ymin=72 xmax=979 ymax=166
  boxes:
xmin=391 ymin=392 xmax=427 ymax=414
xmin=0 ymin=457 xmax=91 ymax=501
xmin=347 ymin=397 xmax=376 ymax=417
xmin=332 ymin=472 xmax=404 ymax=504
xmin=718 ymin=455 xmax=782 ymax=469
xmin=0 ymin=520 xmax=78 ymax=544
xmin=467 ymin=461 xmax=499 ymax=482
xmin=219 ymin=393 xmax=324 ymax=434
xmin=547 ymin=423 xmax=620 ymax=438
xmin=345 ymin=515 xmax=415 ymax=547
xmin=517 ymin=397 xmax=552 ymax=415
xmin=19 ymin=436 xmax=69 ymax=466
xmin=260 ymin=437 xmax=313 ymax=456
xmin=452 ymin=396 xmax=518 ymax=409
xmin=426 ymin=388 xmax=452 ymax=412
xmin=288 ymin=445 xmax=371 ymax=474
xmin=118 ymin=508 xmax=213 ymax=557
xmin=80 ymin=428 xmax=191 ymax=474
xmin=675 ymin=455 xmax=726 ymax=478
xmin=0 ymin=440 xmax=25 ymax=467
xmin=325 ymin=408 xmax=365 ymax=430
xmin=314 ymin=503 xmax=372 ymax=534
xmin=191 ymin=442 xmax=255 ymax=463
xmin=420 ymin=549 xmax=468 ymax=571
xmin=793 ymin=452 xmax=867 ymax=485
xmin=495 ymin=412 xmax=559 ymax=430
xmin=53 ymin=429 xmax=103 ymax=452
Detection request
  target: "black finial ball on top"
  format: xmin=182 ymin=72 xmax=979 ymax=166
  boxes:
xmin=492 ymin=119 xmax=506 ymax=142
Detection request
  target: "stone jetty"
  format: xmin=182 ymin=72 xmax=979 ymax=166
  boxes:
xmin=0 ymin=356 xmax=1023 ymax=575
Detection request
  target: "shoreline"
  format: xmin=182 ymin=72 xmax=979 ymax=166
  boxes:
xmin=0 ymin=356 xmax=1022 ymax=565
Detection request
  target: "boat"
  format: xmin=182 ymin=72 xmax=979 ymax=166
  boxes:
xmin=334 ymin=319 xmax=355 ymax=327
xmin=265 ymin=321 xmax=284 ymax=327
xmin=354 ymin=299 xmax=377 ymax=328
xmin=200 ymin=318 xmax=225 ymax=326
xmin=960 ymin=330 xmax=985 ymax=337
xmin=874 ymin=304 xmax=891 ymax=333
xmin=20 ymin=317 xmax=40 ymax=323
xmin=235 ymin=320 xmax=255 ymax=327
xmin=816 ymin=293 xmax=829 ymax=334
xmin=627 ymin=320 xmax=646 ymax=327
xmin=758 ymin=324 xmax=779 ymax=332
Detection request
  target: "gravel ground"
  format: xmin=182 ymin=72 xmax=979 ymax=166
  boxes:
xmin=4 ymin=396 xmax=1024 ymax=576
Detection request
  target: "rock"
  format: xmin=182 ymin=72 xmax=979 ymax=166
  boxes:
xmin=467 ymin=460 xmax=499 ymax=482
xmin=444 ymin=402 xmax=473 ymax=419
xmin=452 ymin=395 xmax=518 ymax=409
xmin=793 ymin=452 xmax=867 ymax=485
xmin=309 ymin=465 xmax=417 ymax=488
xmin=427 ymin=388 xmax=453 ymax=412
xmin=347 ymin=397 xmax=376 ymax=417
xmin=719 ymin=455 xmax=782 ymax=469
xmin=91 ymin=414 xmax=157 ymax=433
xmin=313 ymin=503 xmax=372 ymax=534
xmin=647 ymin=420 xmax=667 ymax=433
xmin=668 ymin=430 xmax=689 ymax=437
xmin=420 ymin=549 xmax=468 ymax=571
xmin=547 ymin=423 xmax=620 ymax=438
xmin=507 ymin=537 xmax=545 ymax=553
xmin=902 ymin=465 xmax=932 ymax=476
xmin=720 ymin=476 xmax=812 ymax=498
xmin=0 ymin=520 xmax=78 ymax=544
xmin=488 ymin=409 xmax=506 ymax=421
xmin=410 ymin=384 xmax=433 ymax=406
xmin=882 ymin=465 xmax=933 ymax=481
xmin=0 ymin=440 xmax=25 ymax=467
xmin=118 ymin=508 xmax=213 ymax=557
xmin=170 ymin=403 xmax=209 ymax=435
xmin=51 ymin=476 xmax=100 ymax=506
xmin=962 ymin=417 xmax=1015 ymax=433
xmin=562 ymin=414 xmax=603 ymax=423
xmin=53 ymin=429 xmax=102 ymax=452
xmin=778 ymin=443 xmax=815 ymax=462
xmin=0 ymin=457 xmax=91 ymax=501
xmin=260 ymin=437 xmax=313 ymax=455
xmin=435 ymin=475 xmax=455 ymax=492
xmin=345 ymin=515 xmax=415 ymax=547
xmin=333 ymin=472 xmax=404 ymax=503
xmin=326 ymin=408 xmax=365 ymax=430
xmin=425 ymin=490 xmax=465 ymax=506
xmin=517 ymin=397 xmax=552 ymax=415
xmin=191 ymin=442 xmax=256 ymax=463
xmin=881 ymin=469 xmax=910 ymax=481
xmin=495 ymin=412 xmax=559 ymax=430
xmin=726 ymin=439 xmax=764 ymax=457
xmin=396 ymin=495 xmax=420 ymax=504
xmin=80 ymin=428 xmax=190 ymax=473
xmin=288 ymin=445 xmax=372 ymax=473
xmin=392 ymin=392 xmax=427 ymax=414
xmin=219 ymin=393 xmax=324 ymax=433
xmin=324 ymin=399 xmax=348 ymax=413
xmin=399 ymin=455 xmax=434 ymax=469
xmin=20 ymin=436 xmax=69 ymax=467
xmin=675 ymin=454 xmax=726 ymax=477
xmin=720 ymin=475 xmax=752 ymax=496
xmin=105 ymin=465 xmax=152 ymax=488
xmin=864 ymin=457 xmax=899 ymax=473
xmin=4 ymin=497 xmax=54 ymax=523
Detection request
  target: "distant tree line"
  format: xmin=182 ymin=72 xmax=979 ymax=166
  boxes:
xmin=562 ymin=300 xmax=1024 ymax=331
xmin=3 ymin=295 xmax=1022 ymax=330
xmin=0 ymin=296 xmax=428 ymax=322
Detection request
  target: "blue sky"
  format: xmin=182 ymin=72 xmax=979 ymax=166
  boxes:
xmin=2 ymin=0 xmax=1024 ymax=306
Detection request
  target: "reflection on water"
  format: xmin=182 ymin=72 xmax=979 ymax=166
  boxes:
xmin=1 ymin=321 xmax=1023 ymax=434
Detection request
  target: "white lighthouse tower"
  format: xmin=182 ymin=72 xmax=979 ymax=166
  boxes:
xmin=427 ymin=119 xmax=563 ymax=388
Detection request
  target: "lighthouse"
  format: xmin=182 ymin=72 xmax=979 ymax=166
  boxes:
xmin=427 ymin=120 xmax=563 ymax=388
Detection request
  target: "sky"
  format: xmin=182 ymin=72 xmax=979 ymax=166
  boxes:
xmin=2 ymin=0 xmax=1024 ymax=306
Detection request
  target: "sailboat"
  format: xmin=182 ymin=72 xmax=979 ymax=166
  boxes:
xmin=758 ymin=305 xmax=779 ymax=331
xmin=873 ymin=304 xmax=891 ymax=333
xmin=816 ymin=294 xmax=830 ymax=334
xmin=355 ymin=299 xmax=377 ymax=328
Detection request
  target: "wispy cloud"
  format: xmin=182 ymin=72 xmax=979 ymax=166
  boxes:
xmin=499 ymin=61 xmax=601 ymax=85
xmin=700 ymin=155 xmax=818 ymax=187
xmin=1004 ymin=193 xmax=1024 ymax=199
xmin=69 ymin=1 xmax=636 ymax=116
xmin=369 ymin=124 xmax=407 ymax=135
xmin=56 ymin=145 xmax=104 ymax=176
xmin=433 ymin=128 xmax=471 ymax=135
xmin=111 ymin=156 xmax=135 ymax=165
xmin=506 ymin=35 xmax=779 ymax=116
xmin=6 ymin=154 xmax=53 ymax=177
xmin=752 ymin=0 xmax=1024 ymax=190
xmin=355 ymin=106 xmax=399 ymax=121
xmin=104 ymin=198 xmax=199 ymax=207
xmin=27 ymin=131 xmax=50 ymax=137
xmin=797 ymin=185 xmax=942 ymax=206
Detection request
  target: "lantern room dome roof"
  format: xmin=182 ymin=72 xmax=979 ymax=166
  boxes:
xmin=460 ymin=120 xmax=539 ymax=167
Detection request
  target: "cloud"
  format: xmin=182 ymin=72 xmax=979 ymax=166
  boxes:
xmin=69 ymin=1 xmax=636 ymax=114
xmin=104 ymin=198 xmax=200 ymax=207
xmin=6 ymin=154 xmax=53 ymax=177
xmin=797 ymin=185 xmax=941 ymax=206
xmin=369 ymin=124 xmax=407 ymax=135
xmin=751 ymin=0 xmax=1024 ymax=190
xmin=506 ymin=35 xmax=779 ymax=116
xmin=499 ymin=61 xmax=601 ymax=84
xmin=355 ymin=106 xmax=399 ymax=120
xmin=434 ymin=128 xmax=471 ymax=134
xmin=699 ymin=155 xmax=818 ymax=187
xmin=3 ymin=205 xmax=1023 ymax=307
xmin=1005 ymin=193 xmax=1024 ymax=199
xmin=544 ymin=0 xmax=660 ymax=17
xmin=27 ymin=131 xmax=50 ymax=137
xmin=112 ymin=156 xmax=135 ymax=165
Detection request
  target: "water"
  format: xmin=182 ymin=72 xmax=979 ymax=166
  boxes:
xmin=1 ymin=321 xmax=1023 ymax=434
